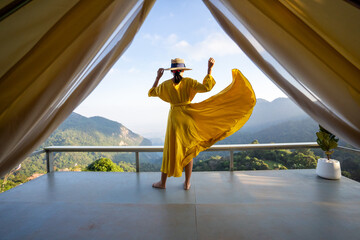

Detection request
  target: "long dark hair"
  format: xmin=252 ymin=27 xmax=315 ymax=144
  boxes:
xmin=173 ymin=71 xmax=183 ymax=84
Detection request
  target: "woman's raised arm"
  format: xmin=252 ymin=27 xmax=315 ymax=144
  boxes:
xmin=207 ymin=57 xmax=215 ymax=75
xmin=153 ymin=68 xmax=164 ymax=88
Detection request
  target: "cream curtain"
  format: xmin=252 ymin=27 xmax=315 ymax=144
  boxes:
xmin=0 ymin=0 xmax=155 ymax=177
xmin=203 ymin=0 xmax=360 ymax=147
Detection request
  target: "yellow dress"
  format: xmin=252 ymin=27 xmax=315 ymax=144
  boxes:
xmin=148 ymin=69 xmax=256 ymax=177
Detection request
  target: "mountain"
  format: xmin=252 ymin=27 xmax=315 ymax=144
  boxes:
xmin=148 ymin=138 xmax=164 ymax=146
xmin=34 ymin=112 xmax=159 ymax=170
xmin=221 ymin=117 xmax=318 ymax=144
xmin=213 ymin=97 xmax=320 ymax=144
xmin=55 ymin=112 xmax=152 ymax=146
xmin=225 ymin=98 xmax=350 ymax=145
xmin=241 ymin=98 xmax=308 ymax=132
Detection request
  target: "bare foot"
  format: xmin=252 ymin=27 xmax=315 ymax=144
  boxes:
xmin=152 ymin=181 xmax=166 ymax=189
xmin=184 ymin=182 xmax=191 ymax=190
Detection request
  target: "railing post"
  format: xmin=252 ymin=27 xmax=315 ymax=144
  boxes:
xmin=135 ymin=152 xmax=140 ymax=172
xmin=230 ymin=150 xmax=234 ymax=171
xmin=46 ymin=151 xmax=54 ymax=173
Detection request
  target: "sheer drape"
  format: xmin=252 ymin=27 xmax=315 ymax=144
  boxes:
xmin=0 ymin=0 xmax=155 ymax=177
xmin=203 ymin=0 xmax=360 ymax=147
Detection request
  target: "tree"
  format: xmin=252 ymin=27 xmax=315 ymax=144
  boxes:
xmin=86 ymin=158 xmax=124 ymax=172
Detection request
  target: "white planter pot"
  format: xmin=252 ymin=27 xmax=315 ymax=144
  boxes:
xmin=316 ymin=158 xmax=341 ymax=180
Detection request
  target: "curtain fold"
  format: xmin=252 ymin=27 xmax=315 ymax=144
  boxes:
xmin=0 ymin=0 xmax=155 ymax=177
xmin=203 ymin=0 xmax=360 ymax=147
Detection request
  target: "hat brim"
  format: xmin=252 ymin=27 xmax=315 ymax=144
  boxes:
xmin=164 ymin=67 xmax=192 ymax=71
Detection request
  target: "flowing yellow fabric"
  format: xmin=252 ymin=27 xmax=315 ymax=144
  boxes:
xmin=149 ymin=69 xmax=256 ymax=177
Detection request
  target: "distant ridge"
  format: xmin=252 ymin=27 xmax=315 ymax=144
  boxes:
xmin=241 ymin=97 xmax=308 ymax=132
xmin=52 ymin=112 xmax=152 ymax=146
xmin=254 ymin=98 xmax=269 ymax=104
xmin=215 ymin=97 xmax=321 ymax=144
xmin=221 ymin=116 xmax=318 ymax=144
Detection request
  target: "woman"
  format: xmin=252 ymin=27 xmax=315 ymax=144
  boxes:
xmin=149 ymin=58 xmax=256 ymax=190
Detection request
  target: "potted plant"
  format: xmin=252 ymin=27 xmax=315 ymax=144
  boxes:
xmin=315 ymin=125 xmax=341 ymax=180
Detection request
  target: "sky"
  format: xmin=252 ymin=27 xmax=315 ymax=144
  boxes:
xmin=74 ymin=0 xmax=287 ymax=139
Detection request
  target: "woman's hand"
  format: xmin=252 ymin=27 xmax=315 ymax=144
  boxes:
xmin=153 ymin=68 xmax=164 ymax=88
xmin=157 ymin=68 xmax=164 ymax=80
xmin=208 ymin=57 xmax=215 ymax=75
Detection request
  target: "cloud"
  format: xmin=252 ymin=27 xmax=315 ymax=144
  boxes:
xmin=141 ymin=32 xmax=244 ymax=61
xmin=143 ymin=33 xmax=162 ymax=44
xmin=143 ymin=33 xmax=178 ymax=45
xmin=171 ymin=32 xmax=243 ymax=61
xmin=175 ymin=40 xmax=190 ymax=48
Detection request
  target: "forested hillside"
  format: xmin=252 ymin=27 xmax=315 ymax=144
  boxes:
xmin=44 ymin=112 xmax=158 ymax=169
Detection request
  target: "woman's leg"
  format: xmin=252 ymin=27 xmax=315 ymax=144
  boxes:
xmin=152 ymin=172 xmax=167 ymax=189
xmin=184 ymin=159 xmax=193 ymax=190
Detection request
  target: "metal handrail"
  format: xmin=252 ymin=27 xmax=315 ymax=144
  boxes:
xmin=41 ymin=142 xmax=321 ymax=173
xmin=337 ymin=146 xmax=360 ymax=155
xmin=44 ymin=142 xmax=320 ymax=152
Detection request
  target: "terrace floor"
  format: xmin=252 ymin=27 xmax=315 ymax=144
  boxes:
xmin=0 ymin=170 xmax=359 ymax=240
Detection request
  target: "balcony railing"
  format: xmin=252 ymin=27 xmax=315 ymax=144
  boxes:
xmin=29 ymin=142 xmax=360 ymax=173
xmin=27 ymin=142 xmax=325 ymax=173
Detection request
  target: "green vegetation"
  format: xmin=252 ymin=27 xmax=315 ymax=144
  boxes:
xmin=119 ymin=161 xmax=136 ymax=172
xmin=193 ymin=147 xmax=316 ymax=172
xmin=263 ymin=160 xmax=286 ymax=169
xmin=86 ymin=158 xmax=124 ymax=172
xmin=0 ymin=155 xmax=47 ymax=192
xmin=316 ymin=125 xmax=339 ymax=160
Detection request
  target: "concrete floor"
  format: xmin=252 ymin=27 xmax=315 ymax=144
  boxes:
xmin=0 ymin=170 xmax=359 ymax=240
